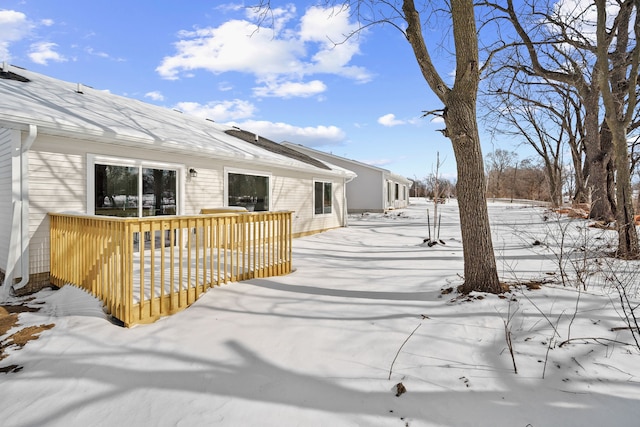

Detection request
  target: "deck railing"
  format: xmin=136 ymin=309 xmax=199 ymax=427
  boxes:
xmin=49 ymin=211 xmax=292 ymax=326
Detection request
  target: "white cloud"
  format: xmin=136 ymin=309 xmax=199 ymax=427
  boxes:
xmin=218 ymin=81 xmax=233 ymax=91
xmin=215 ymin=3 xmax=245 ymax=13
xmin=28 ymin=41 xmax=66 ymax=65
xmin=156 ymin=5 xmax=371 ymax=96
xmin=227 ymin=119 xmax=346 ymax=147
xmin=299 ymin=6 xmax=371 ymax=82
xmin=174 ymin=99 xmax=256 ymax=121
xmin=156 ymin=19 xmax=304 ymax=80
xmin=377 ymin=113 xmax=423 ymax=127
xmin=0 ymin=10 xmax=34 ymax=61
xmin=552 ymin=0 xmax=598 ymax=42
xmin=145 ymin=91 xmax=165 ymax=101
xmin=377 ymin=113 xmax=405 ymax=127
xmin=253 ymin=79 xmax=327 ymax=98
xmin=83 ymin=47 xmax=125 ymax=62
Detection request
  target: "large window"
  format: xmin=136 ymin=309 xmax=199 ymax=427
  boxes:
xmin=314 ymin=181 xmax=332 ymax=214
xmin=228 ymin=173 xmax=269 ymax=211
xmin=94 ymin=163 xmax=177 ymax=217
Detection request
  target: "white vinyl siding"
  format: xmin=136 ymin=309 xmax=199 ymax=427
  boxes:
xmin=184 ymin=167 xmax=224 ymax=215
xmin=268 ymin=173 xmax=344 ymax=236
xmin=28 ymin=149 xmax=86 ymax=274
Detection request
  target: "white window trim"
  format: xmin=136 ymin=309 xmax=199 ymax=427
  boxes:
xmin=313 ymin=179 xmax=333 ymax=216
xmin=87 ymin=154 xmax=185 ymax=216
xmin=224 ymin=167 xmax=272 ymax=210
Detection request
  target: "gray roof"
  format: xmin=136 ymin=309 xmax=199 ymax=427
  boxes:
xmin=225 ymin=128 xmax=330 ymax=170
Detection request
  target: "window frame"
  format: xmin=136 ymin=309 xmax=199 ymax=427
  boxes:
xmin=313 ymin=179 xmax=333 ymax=215
xmin=224 ymin=167 xmax=272 ymax=212
xmin=87 ymin=154 xmax=184 ymax=217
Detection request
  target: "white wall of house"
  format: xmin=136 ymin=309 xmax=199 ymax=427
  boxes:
xmin=8 ymin=132 xmax=346 ymax=278
xmin=384 ymin=174 xmax=411 ymax=210
xmin=348 ymin=165 xmax=385 ymax=213
xmin=282 ymin=143 xmax=411 ymax=213
xmin=271 ymin=174 xmax=345 ymax=236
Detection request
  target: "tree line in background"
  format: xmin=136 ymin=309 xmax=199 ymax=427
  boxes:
xmin=410 ymin=152 xmax=556 ymax=203
xmin=485 ymin=149 xmax=640 ymax=207
xmin=411 ymin=148 xmax=640 ymax=207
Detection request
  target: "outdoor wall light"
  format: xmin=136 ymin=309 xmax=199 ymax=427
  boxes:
xmin=189 ymin=168 xmax=198 ymax=178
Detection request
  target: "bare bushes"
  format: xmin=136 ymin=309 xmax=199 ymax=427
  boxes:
xmin=532 ymin=210 xmax=640 ymax=352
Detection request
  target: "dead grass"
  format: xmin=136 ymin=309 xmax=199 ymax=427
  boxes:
xmin=0 ymin=302 xmax=54 ymax=373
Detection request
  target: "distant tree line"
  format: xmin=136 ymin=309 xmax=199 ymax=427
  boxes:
xmin=412 ymin=149 xmax=640 ymax=209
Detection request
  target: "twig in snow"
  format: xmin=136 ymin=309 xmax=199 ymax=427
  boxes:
xmin=505 ymin=321 xmax=517 ymax=374
xmin=388 ymin=323 xmax=422 ymax=380
xmin=500 ymin=299 xmax=518 ymax=374
xmin=558 ymin=337 xmax=632 ymax=347
xmin=542 ymin=313 xmax=563 ymax=379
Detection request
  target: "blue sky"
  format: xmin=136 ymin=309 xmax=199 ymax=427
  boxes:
xmin=0 ymin=1 xmax=507 ymax=181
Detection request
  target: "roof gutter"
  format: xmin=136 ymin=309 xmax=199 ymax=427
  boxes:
xmin=2 ymin=124 xmax=36 ymax=300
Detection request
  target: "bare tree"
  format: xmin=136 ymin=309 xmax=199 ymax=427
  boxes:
xmin=595 ymin=0 xmax=640 ymax=258
xmin=486 ymin=148 xmax=517 ymax=199
xmin=483 ymin=76 xmax=571 ymax=207
xmin=517 ymin=158 xmax=551 ymax=201
xmin=486 ymin=0 xmax=615 ymax=221
xmin=254 ymin=0 xmax=502 ymax=292
xmin=404 ymin=0 xmax=501 ymax=292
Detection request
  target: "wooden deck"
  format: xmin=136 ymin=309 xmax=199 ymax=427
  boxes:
xmin=49 ymin=211 xmax=292 ymax=326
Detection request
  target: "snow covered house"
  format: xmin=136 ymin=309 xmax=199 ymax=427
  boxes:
xmin=0 ymin=65 xmax=355 ymax=314
xmin=283 ymin=142 xmax=412 ymax=213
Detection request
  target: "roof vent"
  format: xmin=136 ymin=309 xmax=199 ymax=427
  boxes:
xmin=76 ymin=83 xmax=84 ymax=94
xmin=0 ymin=63 xmax=30 ymax=83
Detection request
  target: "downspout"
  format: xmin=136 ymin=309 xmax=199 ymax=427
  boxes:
xmin=343 ymin=174 xmax=355 ymax=227
xmin=3 ymin=125 xmax=37 ymax=298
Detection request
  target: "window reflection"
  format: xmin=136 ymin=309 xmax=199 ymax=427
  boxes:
xmin=228 ymin=173 xmax=269 ymax=211
xmin=95 ymin=164 xmax=176 ymax=217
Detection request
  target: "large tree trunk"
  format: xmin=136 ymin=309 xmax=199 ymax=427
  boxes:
xmin=446 ymin=95 xmax=502 ymax=293
xmin=583 ymin=92 xmax=615 ymax=220
xmin=402 ymin=0 xmax=501 ymax=293
xmin=611 ymin=124 xmax=639 ymax=257
xmin=596 ymin=0 xmax=640 ymax=258
xmin=599 ymin=121 xmax=618 ymax=217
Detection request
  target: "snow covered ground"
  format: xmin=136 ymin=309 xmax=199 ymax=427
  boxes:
xmin=2 ymin=198 xmax=640 ymax=426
